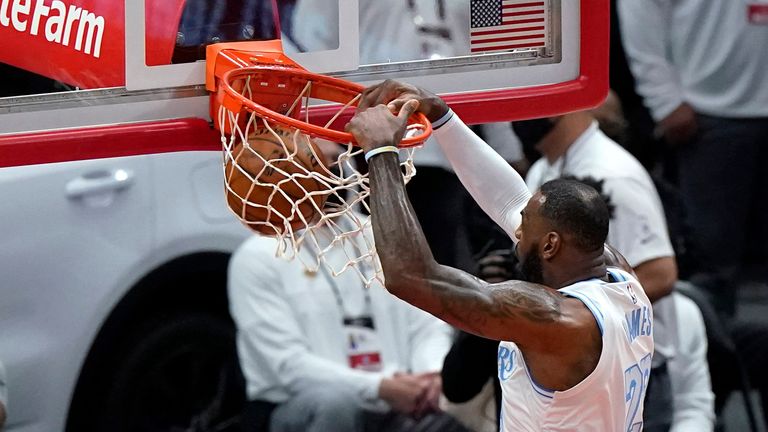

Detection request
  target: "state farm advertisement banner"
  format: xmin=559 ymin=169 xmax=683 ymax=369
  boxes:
xmin=0 ymin=0 xmax=184 ymax=89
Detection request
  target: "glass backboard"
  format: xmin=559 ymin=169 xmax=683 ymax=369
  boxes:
xmin=0 ymin=1 xmax=606 ymax=114
xmin=135 ymin=0 xmax=607 ymax=122
xmin=0 ymin=0 xmax=608 ymax=160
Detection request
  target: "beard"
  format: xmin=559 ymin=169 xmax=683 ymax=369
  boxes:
xmin=517 ymin=243 xmax=545 ymax=284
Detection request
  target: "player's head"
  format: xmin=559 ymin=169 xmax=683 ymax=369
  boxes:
xmin=514 ymin=179 xmax=609 ymax=284
xmin=561 ymin=175 xmax=616 ymax=219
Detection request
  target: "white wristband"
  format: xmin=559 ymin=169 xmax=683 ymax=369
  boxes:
xmin=364 ymin=146 xmax=399 ymax=163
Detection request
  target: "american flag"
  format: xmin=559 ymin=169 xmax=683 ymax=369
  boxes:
xmin=470 ymin=0 xmax=547 ymax=54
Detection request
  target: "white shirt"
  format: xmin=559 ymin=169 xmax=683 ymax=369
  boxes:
xmin=227 ymin=224 xmax=453 ymax=408
xmin=665 ymin=292 xmax=716 ymax=432
xmin=526 ymin=124 xmax=714 ymax=430
xmin=617 ymin=0 xmax=768 ymax=120
xmin=498 ymin=268 xmax=654 ymax=431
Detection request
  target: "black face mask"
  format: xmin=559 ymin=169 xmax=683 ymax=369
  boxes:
xmin=512 ymin=118 xmax=557 ymax=161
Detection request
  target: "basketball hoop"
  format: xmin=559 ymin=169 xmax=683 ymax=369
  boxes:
xmin=206 ymin=40 xmax=432 ymax=286
xmin=207 ymin=40 xmax=432 ymax=146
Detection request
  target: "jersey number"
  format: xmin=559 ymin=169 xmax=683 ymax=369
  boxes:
xmin=624 ymin=354 xmax=652 ymax=432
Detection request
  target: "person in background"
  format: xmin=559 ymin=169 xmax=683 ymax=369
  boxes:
xmin=229 ymin=219 xmax=464 ymax=432
xmin=617 ymin=0 xmax=768 ymax=314
xmin=228 ymin=140 xmax=464 ymax=432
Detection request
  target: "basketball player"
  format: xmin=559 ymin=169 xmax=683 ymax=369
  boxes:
xmin=345 ymin=81 xmax=654 ymax=431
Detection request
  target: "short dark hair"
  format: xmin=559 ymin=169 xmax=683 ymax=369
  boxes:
xmin=561 ymin=175 xmax=616 ymax=219
xmin=538 ymin=179 xmax=609 ymax=252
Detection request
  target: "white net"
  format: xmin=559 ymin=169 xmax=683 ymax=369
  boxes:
xmin=218 ymin=75 xmax=422 ymax=287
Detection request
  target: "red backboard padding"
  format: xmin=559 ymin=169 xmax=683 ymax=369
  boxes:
xmin=0 ymin=118 xmax=219 ymax=168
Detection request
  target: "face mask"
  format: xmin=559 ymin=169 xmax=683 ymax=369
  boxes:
xmin=512 ymin=118 xmax=557 ymax=157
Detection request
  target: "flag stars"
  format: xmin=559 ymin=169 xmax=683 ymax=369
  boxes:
xmin=471 ymin=0 xmax=503 ymax=28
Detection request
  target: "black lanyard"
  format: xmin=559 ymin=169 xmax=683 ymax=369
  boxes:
xmin=305 ymin=217 xmax=373 ymax=319
xmin=315 ymin=259 xmax=372 ymax=319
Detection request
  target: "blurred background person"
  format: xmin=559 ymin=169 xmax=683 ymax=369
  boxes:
xmin=228 ymin=218 xmax=465 ymax=432
xmin=228 ymin=140 xmax=466 ymax=432
xmin=617 ymin=0 xmax=768 ymax=315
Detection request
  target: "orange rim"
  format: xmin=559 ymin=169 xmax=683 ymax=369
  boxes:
xmin=219 ymin=66 xmax=432 ymax=148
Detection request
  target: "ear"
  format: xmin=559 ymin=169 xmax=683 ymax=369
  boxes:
xmin=540 ymin=232 xmax=561 ymax=260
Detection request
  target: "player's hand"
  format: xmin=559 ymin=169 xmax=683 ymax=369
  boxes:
xmin=657 ymin=103 xmax=698 ymax=147
xmin=378 ymin=373 xmax=430 ymax=415
xmin=359 ymin=79 xmax=450 ymax=123
xmin=346 ymin=102 xmax=419 ymax=152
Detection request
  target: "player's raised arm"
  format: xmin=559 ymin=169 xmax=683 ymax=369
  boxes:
xmin=345 ymin=104 xmax=597 ymax=353
xmin=360 ymin=80 xmax=531 ymax=242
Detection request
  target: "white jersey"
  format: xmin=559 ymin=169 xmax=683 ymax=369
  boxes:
xmin=498 ymin=268 xmax=654 ymax=431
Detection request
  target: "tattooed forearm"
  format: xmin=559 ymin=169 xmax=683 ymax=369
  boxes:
xmin=423 ymin=271 xmax=564 ymax=337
